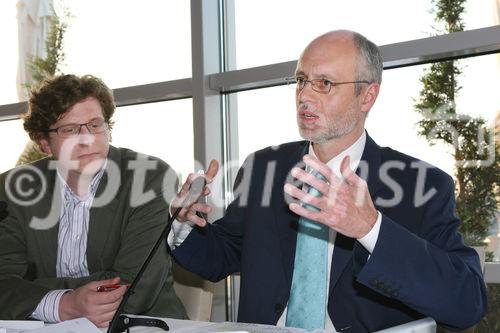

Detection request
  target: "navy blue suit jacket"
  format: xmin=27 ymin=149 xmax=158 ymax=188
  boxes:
xmin=172 ymin=135 xmax=487 ymax=332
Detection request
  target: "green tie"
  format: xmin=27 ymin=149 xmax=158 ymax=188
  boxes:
xmin=286 ymin=171 xmax=329 ymax=330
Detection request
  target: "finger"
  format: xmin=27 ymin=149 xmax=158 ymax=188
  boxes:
xmin=172 ymin=173 xmax=197 ymax=207
xmin=186 ymin=211 xmax=207 ymax=227
xmin=109 ymin=276 xmax=120 ymax=285
xmin=88 ymin=277 xmax=121 ymax=290
xmin=177 ymin=201 xmax=208 ymax=221
xmin=302 ymin=154 xmax=345 ymax=189
xmin=175 ymin=206 xmax=190 ymax=221
xmin=93 ymin=310 xmax=118 ymax=328
xmin=202 ymin=186 xmax=211 ymax=196
xmin=93 ymin=291 xmax=125 ymax=307
xmin=340 ymin=155 xmax=359 ymax=186
xmin=98 ymin=286 xmax=127 ymax=304
xmin=190 ymin=202 xmax=212 ymax=215
xmin=303 ymin=154 xmax=334 ymax=180
xmin=284 ymin=183 xmax=322 ymax=210
xmin=289 ymin=202 xmax=322 ymax=222
xmin=289 ymin=202 xmax=346 ymax=226
xmin=290 ymin=167 xmax=334 ymax=196
xmin=205 ymin=159 xmax=219 ymax=182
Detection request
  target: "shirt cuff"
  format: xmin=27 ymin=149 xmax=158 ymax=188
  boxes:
xmin=357 ymin=211 xmax=382 ymax=254
xmin=31 ymin=289 xmax=71 ymax=323
xmin=167 ymin=220 xmax=195 ymax=249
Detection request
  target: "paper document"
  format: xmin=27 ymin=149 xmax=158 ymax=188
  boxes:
xmin=174 ymin=321 xmax=328 ymax=333
xmin=0 ymin=320 xmax=44 ymax=332
xmin=27 ymin=318 xmax=101 ymax=333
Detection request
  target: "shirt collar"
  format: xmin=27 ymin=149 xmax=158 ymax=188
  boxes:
xmin=58 ymin=159 xmax=108 ymax=202
xmin=308 ymin=131 xmax=366 ymax=177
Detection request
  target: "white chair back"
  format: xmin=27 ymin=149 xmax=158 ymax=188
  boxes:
xmin=173 ymin=262 xmax=214 ymax=321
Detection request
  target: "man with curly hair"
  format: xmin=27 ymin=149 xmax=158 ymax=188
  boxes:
xmin=0 ymin=74 xmax=186 ymax=327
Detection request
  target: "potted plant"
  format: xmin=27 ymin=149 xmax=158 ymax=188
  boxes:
xmin=414 ymin=0 xmax=500 ymax=259
xmin=18 ymin=3 xmax=70 ymax=165
xmin=415 ymin=1 xmax=500 ymax=332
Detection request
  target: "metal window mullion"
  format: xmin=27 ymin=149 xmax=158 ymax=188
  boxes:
xmin=220 ymin=0 xmax=240 ymax=323
xmin=190 ymin=0 xmax=224 ymax=212
xmin=2 ymin=25 xmax=499 ymax=121
xmin=190 ymin=0 xmax=230 ymax=323
xmin=208 ymin=25 xmax=500 ymax=93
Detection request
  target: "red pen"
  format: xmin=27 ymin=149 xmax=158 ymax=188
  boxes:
xmin=96 ymin=284 xmax=122 ymax=292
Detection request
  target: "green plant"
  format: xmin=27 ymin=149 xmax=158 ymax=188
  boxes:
xmin=414 ymin=0 xmax=500 ymax=247
xmin=19 ymin=3 xmax=71 ymax=166
xmin=476 ymin=283 xmax=500 ymax=332
xmin=24 ymin=4 xmax=70 ymax=89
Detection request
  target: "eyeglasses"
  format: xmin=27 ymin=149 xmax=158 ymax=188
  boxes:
xmin=286 ymin=76 xmax=371 ymax=94
xmin=46 ymin=119 xmax=108 ymax=138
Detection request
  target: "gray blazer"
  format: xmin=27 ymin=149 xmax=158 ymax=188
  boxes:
xmin=0 ymin=146 xmax=187 ymax=320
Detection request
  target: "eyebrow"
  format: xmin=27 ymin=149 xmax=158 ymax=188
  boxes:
xmin=294 ymin=71 xmax=336 ymax=80
xmin=56 ymin=117 xmax=104 ymax=127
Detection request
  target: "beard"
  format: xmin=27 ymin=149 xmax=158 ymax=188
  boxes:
xmin=298 ymin=107 xmax=364 ymax=143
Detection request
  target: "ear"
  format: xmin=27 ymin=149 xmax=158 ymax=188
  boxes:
xmin=360 ymin=83 xmax=380 ymax=114
xmin=36 ymin=136 xmax=53 ymax=155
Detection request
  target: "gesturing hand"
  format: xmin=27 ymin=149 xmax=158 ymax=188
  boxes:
xmin=59 ymin=277 xmax=127 ymax=328
xmin=284 ymin=154 xmax=378 ymax=239
xmin=171 ymin=159 xmax=219 ymax=227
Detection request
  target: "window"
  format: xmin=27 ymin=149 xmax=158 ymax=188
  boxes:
xmin=0 ymin=119 xmax=30 ymax=173
xmin=1 ymin=0 xmax=192 ymax=105
xmin=112 ymin=99 xmax=194 ymax=182
xmin=236 ymin=54 xmax=499 ymax=178
xmin=234 ymin=0 xmax=497 ymax=69
xmin=235 ymin=86 xmax=299 ymax=163
xmin=0 ymin=1 xmax=21 ymax=105
xmin=62 ymin=0 xmax=191 ymax=88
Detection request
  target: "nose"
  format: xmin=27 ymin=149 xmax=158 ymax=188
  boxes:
xmin=78 ymin=124 xmax=92 ymax=134
xmin=77 ymin=125 xmax=93 ymax=145
xmin=297 ymin=80 xmax=316 ymax=103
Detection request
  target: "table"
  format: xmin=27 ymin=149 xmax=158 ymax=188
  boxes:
xmin=100 ymin=317 xmax=436 ymax=333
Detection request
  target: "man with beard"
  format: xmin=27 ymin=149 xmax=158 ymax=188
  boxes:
xmin=168 ymin=30 xmax=487 ymax=332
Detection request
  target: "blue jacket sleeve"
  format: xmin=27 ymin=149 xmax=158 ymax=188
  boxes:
xmin=356 ymin=173 xmax=487 ymax=330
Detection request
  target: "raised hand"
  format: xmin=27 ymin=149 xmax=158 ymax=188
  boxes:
xmin=284 ymin=154 xmax=377 ymax=239
xmin=171 ymin=159 xmax=219 ymax=227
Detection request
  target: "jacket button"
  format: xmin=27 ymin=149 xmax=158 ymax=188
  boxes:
xmin=274 ymin=303 xmax=284 ymax=314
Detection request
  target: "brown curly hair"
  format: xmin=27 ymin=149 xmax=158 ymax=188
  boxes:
xmin=23 ymin=74 xmax=115 ymax=141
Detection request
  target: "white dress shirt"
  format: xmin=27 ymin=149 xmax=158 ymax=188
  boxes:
xmin=32 ymin=164 xmax=106 ymax=322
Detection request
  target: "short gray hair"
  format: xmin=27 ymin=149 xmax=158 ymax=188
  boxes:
xmin=351 ymin=32 xmax=383 ymax=95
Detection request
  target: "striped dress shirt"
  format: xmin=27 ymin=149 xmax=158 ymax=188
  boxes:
xmin=32 ymin=165 xmax=106 ymax=322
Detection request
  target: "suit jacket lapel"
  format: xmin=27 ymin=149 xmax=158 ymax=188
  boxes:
xmin=87 ymin=147 xmax=121 ymax=272
xmin=329 ymin=133 xmax=383 ymax=291
xmin=272 ymin=141 xmax=309 ymax=290
xmin=30 ymin=159 xmax=60 ymax=277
